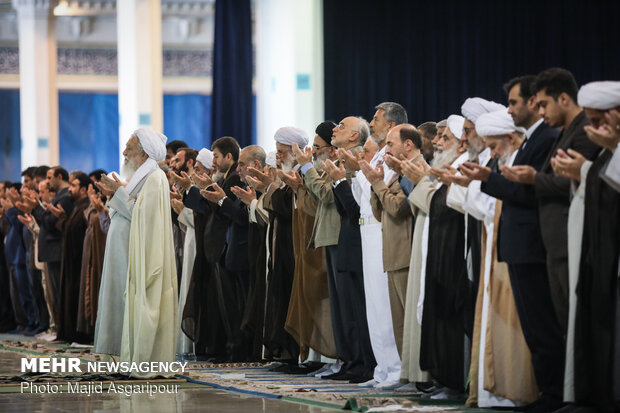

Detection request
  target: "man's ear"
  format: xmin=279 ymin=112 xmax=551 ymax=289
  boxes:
xmin=527 ymin=95 xmax=538 ymax=110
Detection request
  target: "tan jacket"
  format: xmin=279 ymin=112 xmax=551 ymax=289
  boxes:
xmin=302 ymin=166 xmax=341 ymax=248
xmin=370 ymin=154 xmax=423 ymax=272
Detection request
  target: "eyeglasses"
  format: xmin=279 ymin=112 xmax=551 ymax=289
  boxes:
xmin=337 ymin=123 xmax=346 ymax=130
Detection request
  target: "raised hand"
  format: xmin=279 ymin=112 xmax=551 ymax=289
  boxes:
xmin=190 ymin=172 xmax=213 ymax=190
xmin=46 ymin=202 xmax=65 ymax=218
xmin=170 ymin=198 xmax=185 ymax=215
xmin=17 ymin=213 xmax=34 ymax=227
xmin=100 ymin=173 xmax=123 ymax=192
xmin=200 ymin=183 xmax=227 ymax=204
xmin=338 ymin=148 xmax=361 ymax=171
xmin=247 ymin=166 xmax=274 ymax=187
xmin=551 ymin=148 xmax=586 ymax=181
xmin=323 ymin=159 xmax=346 ymax=181
xmin=500 ymin=165 xmax=536 ymax=184
xmin=359 ymin=160 xmax=384 ymax=184
xmin=170 ymin=170 xmax=192 ymax=190
xmin=401 ymin=160 xmax=429 ymax=185
xmin=231 ymin=185 xmax=257 ymax=206
xmin=278 ymin=170 xmax=303 ymax=192
xmin=584 ymin=110 xmax=620 ymax=151
xmin=292 ymin=142 xmax=313 ymax=166
xmin=383 ymin=154 xmax=403 ymax=175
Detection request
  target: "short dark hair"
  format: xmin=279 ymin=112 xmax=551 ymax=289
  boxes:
xmin=417 ymin=122 xmax=437 ymax=140
xmin=533 ymin=68 xmax=579 ymax=102
xmin=89 ymin=169 xmax=107 ymax=182
xmin=503 ymin=75 xmax=537 ymax=101
xmin=177 ymin=147 xmax=198 ymax=164
xmin=34 ymin=165 xmax=50 ymax=179
xmin=375 ymin=102 xmax=408 ymax=125
xmin=73 ymin=172 xmax=91 ymax=190
xmin=21 ymin=166 xmax=37 ymax=179
xmin=166 ymin=140 xmax=189 ymax=154
xmin=211 ymin=136 xmax=240 ymax=162
xmin=52 ymin=166 xmax=69 ymax=182
xmin=400 ymin=125 xmax=423 ymax=149
xmin=9 ymin=182 xmax=22 ymax=191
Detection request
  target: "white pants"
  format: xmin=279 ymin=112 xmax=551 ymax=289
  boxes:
xmin=360 ymin=221 xmax=401 ymax=383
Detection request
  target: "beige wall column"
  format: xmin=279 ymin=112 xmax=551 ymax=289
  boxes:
xmin=13 ymin=0 xmax=59 ymax=169
xmin=116 ymin=0 xmax=162 ymax=165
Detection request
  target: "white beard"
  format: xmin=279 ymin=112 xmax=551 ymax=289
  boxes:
xmin=281 ymin=156 xmax=295 ymax=174
xmin=121 ymin=156 xmax=138 ymax=180
xmin=497 ymin=146 xmax=515 ymax=168
xmin=312 ymin=151 xmax=329 ymax=172
xmin=433 ymin=145 xmax=459 ymax=168
xmin=466 ymin=136 xmax=485 ymax=161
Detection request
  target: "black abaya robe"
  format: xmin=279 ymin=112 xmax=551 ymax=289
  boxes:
xmin=240 ymin=191 xmax=268 ymax=361
xmin=56 ymin=196 xmax=89 ymax=343
xmin=574 ymin=150 xmax=620 ymax=411
xmin=263 ymin=186 xmax=299 ymax=360
xmin=419 ymin=185 xmax=468 ymax=392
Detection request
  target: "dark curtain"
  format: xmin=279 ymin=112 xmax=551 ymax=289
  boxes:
xmin=323 ymin=0 xmax=620 ymax=124
xmin=211 ymin=0 xmax=253 ymax=148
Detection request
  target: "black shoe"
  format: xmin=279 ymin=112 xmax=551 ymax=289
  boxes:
xmin=348 ymin=373 xmax=374 ymax=384
xmin=322 ymin=371 xmax=350 ymax=380
xmin=282 ymin=362 xmax=325 ymax=375
xmin=527 ymin=397 xmax=564 ymax=413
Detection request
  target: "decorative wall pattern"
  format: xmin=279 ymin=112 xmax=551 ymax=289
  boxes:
xmin=0 ymin=46 xmax=214 ymax=76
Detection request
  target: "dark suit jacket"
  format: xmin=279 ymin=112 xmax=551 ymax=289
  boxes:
xmin=32 ymin=187 xmax=73 ymax=263
xmin=534 ymin=111 xmax=599 ymax=259
xmin=332 ymin=180 xmax=363 ymax=274
xmin=183 ymin=165 xmax=248 ymax=271
xmin=482 ymin=121 xmax=558 ymax=264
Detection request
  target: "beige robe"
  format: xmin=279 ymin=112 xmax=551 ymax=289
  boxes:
xmin=121 ymin=169 xmax=178 ymax=377
xmin=467 ymin=200 xmax=538 ymax=406
xmin=400 ymin=175 xmax=436 ymax=383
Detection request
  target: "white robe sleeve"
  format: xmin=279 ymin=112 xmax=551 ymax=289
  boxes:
xmin=446 ymin=183 xmax=467 ymax=214
xmin=108 ymin=187 xmax=135 ymax=221
xmin=602 ymin=144 xmax=620 ymax=193
xmin=462 ymin=180 xmax=496 ymax=224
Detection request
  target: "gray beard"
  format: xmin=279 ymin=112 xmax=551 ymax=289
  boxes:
xmin=121 ymin=156 xmax=139 ymax=180
xmin=212 ymin=171 xmax=224 ymax=183
xmin=281 ymin=157 xmax=295 ymax=173
xmin=312 ymin=152 xmax=329 ymax=172
xmin=497 ymin=147 xmax=515 ymax=168
xmin=433 ymin=145 xmax=459 ymax=168
xmin=370 ymin=135 xmax=385 ymax=145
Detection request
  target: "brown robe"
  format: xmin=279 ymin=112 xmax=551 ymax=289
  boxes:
xmin=467 ymin=200 xmax=538 ymax=406
xmin=77 ymin=205 xmax=107 ymax=337
xmin=284 ymin=185 xmax=337 ymax=361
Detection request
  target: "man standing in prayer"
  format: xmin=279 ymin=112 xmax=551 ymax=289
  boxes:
xmin=279 ymin=122 xmax=338 ymax=366
xmin=339 ymin=102 xmax=407 ymax=388
xmin=55 ymin=173 xmax=91 ymax=343
xmin=460 ymin=75 xmax=562 ymax=412
xmin=409 ymin=115 xmax=469 ymax=398
xmin=502 ymin=68 xmax=599 ymax=334
xmin=99 ymin=128 xmax=177 ymax=374
xmin=361 ymin=124 xmax=424 ymax=365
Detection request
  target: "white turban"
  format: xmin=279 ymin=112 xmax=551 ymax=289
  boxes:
xmin=476 ymin=109 xmax=525 ymax=136
xmin=447 ymin=115 xmax=465 ymax=140
xmin=274 ymin=126 xmax=309 ymax=147
xmin=265 ymin=151 xmax=277 ymax=168
xmin=196 ymin=148 xmax=214 ymax=170
xmin=134 ymin=127 xmax=167 ymax=161
xmin=461 ymin=97 xmax=506 ymax=124
xmin=577 ymin=81 xmax=620 ymax=110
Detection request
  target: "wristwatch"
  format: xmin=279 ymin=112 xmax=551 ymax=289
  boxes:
xmin=217 ymin=196 xmax=227 ymax=206
xmin=332 ymin=178 xmax=346 ymax=188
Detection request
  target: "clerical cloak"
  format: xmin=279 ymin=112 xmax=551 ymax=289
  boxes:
xmin=57 ymin=196 xmax=90 ymax=343
xmin=120 ymin=169 xmax=178 ymax=376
